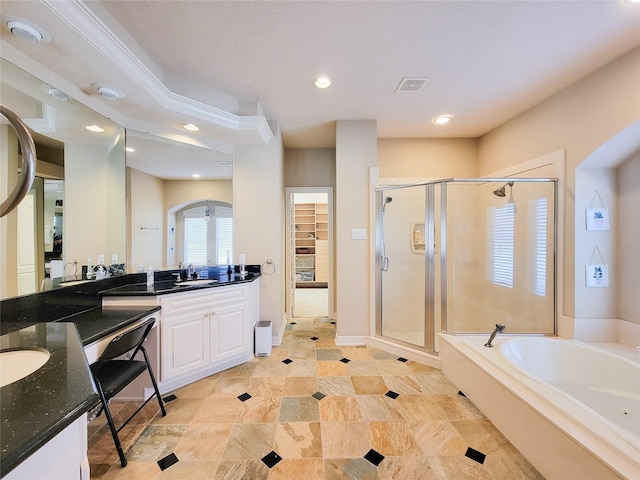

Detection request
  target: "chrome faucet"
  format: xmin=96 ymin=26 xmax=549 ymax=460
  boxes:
xmin=91 ymin=263 xmax=109 ymax=280
xmin=484 ymin=324 xmax=506 ymax=347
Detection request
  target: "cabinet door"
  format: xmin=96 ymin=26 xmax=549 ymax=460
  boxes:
xmin=161 ymin=311 xmax=209 ymax=380
xmin=210 ymin=302 xmax=248 ymax=362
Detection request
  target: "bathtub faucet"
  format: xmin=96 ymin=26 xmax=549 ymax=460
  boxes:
xmin=484 ymin=324 xmax=506 ymax=348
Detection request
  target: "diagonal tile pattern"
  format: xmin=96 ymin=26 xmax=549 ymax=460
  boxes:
xmin=88 ymin=317 xmax=545 ymax=479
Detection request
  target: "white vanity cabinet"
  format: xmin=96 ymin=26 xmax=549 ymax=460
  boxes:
xmin=161 ymin=309 xmax=210 ymax=380
xmin=102 ymin=279 xmax=260 ymax=394
xmin=5 ymin=414 xmax=89 ymax=480
xmin=156 ymin=280 xmax=259 ymax=390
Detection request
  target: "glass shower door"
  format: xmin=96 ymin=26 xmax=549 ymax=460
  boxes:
xmin=378 ymin=185 xmax=427 ymax=349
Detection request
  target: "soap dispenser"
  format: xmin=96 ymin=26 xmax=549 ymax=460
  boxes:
xmin=147 ymin=266 xmax=154 ymax=287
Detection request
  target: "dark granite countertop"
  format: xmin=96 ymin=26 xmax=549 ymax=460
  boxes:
xmin=101 ymin=271 xmax=261 ymax=297
xmin=72 ymin=305 xmax=161 ymax=346
xmin=0 ymin=266 xmax=259 ymax=476
xmin=0 ymin=322 xmax=100 ymax=477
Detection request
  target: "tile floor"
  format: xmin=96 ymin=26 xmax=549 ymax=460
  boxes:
xmin=88 ymin=317 xmax=545 ymax=479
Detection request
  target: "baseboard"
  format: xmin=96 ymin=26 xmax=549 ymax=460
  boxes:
xmin=365 ymin=336 xmax=440 ymax=369
xmin=272 ymin=313 xmax=288 ymax=346
xmin=335 ymin=334 xmax=366 ymax=346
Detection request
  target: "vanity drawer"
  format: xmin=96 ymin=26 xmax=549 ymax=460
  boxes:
xmin=160 ymin=284 xmax=248 ymax=315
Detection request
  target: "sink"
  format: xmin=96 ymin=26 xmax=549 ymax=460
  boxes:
xmin=0 ymin=349 xmax=51 ymax=388
xmin=176 ymin=279 xmax=218 ymax=286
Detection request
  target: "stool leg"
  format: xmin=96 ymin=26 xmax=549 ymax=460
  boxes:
xmin=141 ymin=346 xmax=166 ymax=417
xmin=97 ymin=385 xmax=127 ymax=467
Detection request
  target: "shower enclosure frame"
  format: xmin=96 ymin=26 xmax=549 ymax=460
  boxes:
xmin=375 ymin=177 xmax=558 ymax=356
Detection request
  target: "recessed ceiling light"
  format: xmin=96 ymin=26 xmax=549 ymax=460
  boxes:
xmin=432 ymin=115 xmax=452 ymax=125
xmin=181 ymin=123 xmax=200 ymax=132
xmin=84 ymin=125 xmax=105 ymax=133
xmin=45 ymin=87 xmax=69 ymax=101
xmin=125 ymin=147 xmax=135 ymax=153
xmin=91 ymin=83 xmax=125 ymax=100
xmin=313 ymin=76 xmax=332 ymax=89
xmin=8 ymin=21 xmax=43 ymax=43
xmin=192 ymin=173 xmax=201 ymax=178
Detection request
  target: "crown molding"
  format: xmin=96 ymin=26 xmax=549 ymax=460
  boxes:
xmin=43 ymin=0 xmax=274 ymax=145
xmin=25 ymin=103 xmax=56 ymax=133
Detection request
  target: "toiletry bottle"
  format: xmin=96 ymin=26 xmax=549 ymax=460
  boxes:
xmin=147 ymin=266 xmax=154 ymax=286
xmin=239 ymin=253 xmax=246 ymax=274
xmin=138 ymin=263 xmax=144 ymax=273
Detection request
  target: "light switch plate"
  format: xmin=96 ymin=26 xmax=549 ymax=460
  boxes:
xmin=351 ymin=228 xmax=367 ymax=239
xmin=111 ymin=253 xmax=118 ymax=264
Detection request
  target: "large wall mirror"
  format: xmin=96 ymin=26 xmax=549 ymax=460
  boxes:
xmin=1 ymin=58 xmax=234 ymax=300
xmin=1 ymin=58 xmax=125 ymax=298
xmin=125 ymin=130 xmax=233 ymax=271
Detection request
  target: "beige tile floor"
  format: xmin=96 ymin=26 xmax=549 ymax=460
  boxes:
xmin=88 ymin=317 xmax=544 ymax=479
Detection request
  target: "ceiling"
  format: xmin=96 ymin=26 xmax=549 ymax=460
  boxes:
xmin=1 ymin=1 xmax=639 ymax=175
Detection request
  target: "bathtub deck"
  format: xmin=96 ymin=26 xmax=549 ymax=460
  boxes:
xmin=440 ymin=334 xmax=638 ymax=480
xmin=590 ymin=342 xmax=640 ymax=363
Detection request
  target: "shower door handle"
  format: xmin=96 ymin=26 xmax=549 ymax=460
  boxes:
xmin=382 ymin=256 xmax=389 ymax=272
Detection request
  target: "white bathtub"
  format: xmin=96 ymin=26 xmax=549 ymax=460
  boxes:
xmin=500 ymin=337 xmax=639 ymax=437
xmin=440 ymin=334 xmax=640 ymax=480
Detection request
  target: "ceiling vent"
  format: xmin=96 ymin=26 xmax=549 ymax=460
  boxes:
xmin=395 ymin=77 xmax=429 ymax=92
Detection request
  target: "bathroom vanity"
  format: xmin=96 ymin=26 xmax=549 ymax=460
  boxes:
xmin=0 ymin=269 xmax=261 ymax=479
xmin=102 ymin=273 xmax=261 ymax=394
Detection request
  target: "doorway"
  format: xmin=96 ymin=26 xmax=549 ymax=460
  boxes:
xmin=285 ymin=187 xmax=333 ymax=319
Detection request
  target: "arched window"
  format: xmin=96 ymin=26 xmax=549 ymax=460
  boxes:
xmin=181 ymin=202 xmax=232 ymax=265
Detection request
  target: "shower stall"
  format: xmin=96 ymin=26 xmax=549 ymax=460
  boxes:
xmin=375 ymin=178 xmax=557 ymax=355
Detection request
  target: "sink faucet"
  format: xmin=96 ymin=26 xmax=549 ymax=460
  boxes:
xmin=484 ymin=324 xmax=506 ymax=348
xmin=91 ymin=263 xmax=109 ymax=280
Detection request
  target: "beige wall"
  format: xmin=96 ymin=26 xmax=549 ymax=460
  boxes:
xmin=64 ymin=143 xmax=114 ymax=268
xmin=478 ymin=46 xmax=640 ymax=319
xmin=377 ymin=138 xmax=478 ymax=179
xmin=164 ymin=179 xmax=232 ymax=209
xmin=128 ymin=167 xmax=164 ymax=271
xmin=234 ymin=127 xmax=285 ymax=339
xmin=284 ymin=148 xmax=336 ymax=187
xmin=336 ymin=120 xmax=377 ymax=340
xmin=165 ymin=179 xmax=232 ymax=268
xmin=618 ymin=154 xmax=640 ymax=324
xmin=575 ymin=167 xmax=618 ymax=319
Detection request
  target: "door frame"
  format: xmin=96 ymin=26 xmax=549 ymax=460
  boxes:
xmin=285 ymin=187 xmax=334 ymax=320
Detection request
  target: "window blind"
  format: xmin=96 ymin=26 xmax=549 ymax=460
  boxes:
xmin=216 ymin=217 xmax=233 ymax=264
xmin=492 ymin=204 xmax=515 ymax=287
xmin=534 ymin=198 xmax=547 ymax=296
xmin=184 ymin=217 xmax=208 ymax=264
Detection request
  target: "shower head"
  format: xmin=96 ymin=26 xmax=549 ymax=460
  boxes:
xmin=382 ymin=196 xmax=393 ymax=213
xmin=492 ymin=182 xmax=514 ymax=198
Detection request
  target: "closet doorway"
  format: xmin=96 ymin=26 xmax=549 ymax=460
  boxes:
xmin=285 ymin=188 xmax=333 ymax=319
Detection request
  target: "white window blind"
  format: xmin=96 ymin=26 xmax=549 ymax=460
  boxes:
xmin=491 ymin=204 xmax=515 ymax=287
xmin=184 ymin=217 xmax=208 ymax=264
xmin=216 ymin=217 xmax=233 ymax=264
xmin=533 ymin=198 xmax=547 ymax=296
